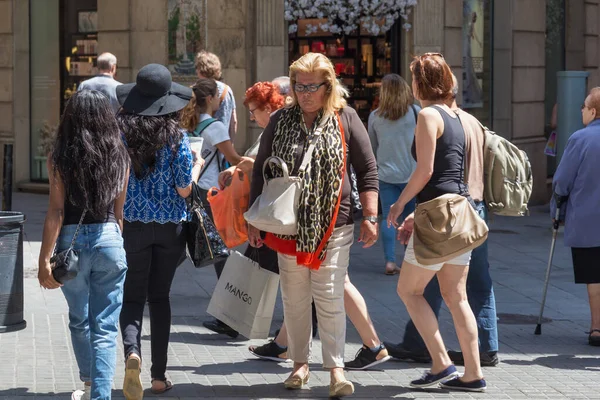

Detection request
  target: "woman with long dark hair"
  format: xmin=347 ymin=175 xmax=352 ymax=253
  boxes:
xmin=116 ymin=64 xmax=202 ymax=398
xmin=38 ymin=90 xmax=130 ymax=400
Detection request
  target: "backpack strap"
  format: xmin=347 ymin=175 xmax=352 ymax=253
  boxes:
xmin=192 ymin=117 xmax=217 ymax=137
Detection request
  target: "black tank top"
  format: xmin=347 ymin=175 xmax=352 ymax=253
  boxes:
xmin=411 ymin=105 xmax=470 ymax=204
xmin=64 ymin=200 xmax=116 ymax=225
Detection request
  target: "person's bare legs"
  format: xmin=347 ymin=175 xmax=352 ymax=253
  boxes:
xmin=344 ymin=274 xmax=381 ymax=348
xmin=588 ymin=283 xmax=600 ymax=336
xmin=397 ymin=261 xmax=452 ymax=373
xmin=437 ymin=263 xmax=483 ymax=382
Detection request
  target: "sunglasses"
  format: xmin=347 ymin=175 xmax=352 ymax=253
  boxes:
xmin=294 ymin=82 xmax=326 ymax=93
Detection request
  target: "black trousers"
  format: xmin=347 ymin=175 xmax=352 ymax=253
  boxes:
xmin=120 ymin=220 xmax=186 ymax=380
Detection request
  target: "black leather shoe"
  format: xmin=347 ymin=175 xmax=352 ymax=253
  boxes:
xmin=448 ymin=350 xmax=499 ymax=367
xmin=203 ymin=319 xmax=239 ymax=338
xmin=383 ymin=341 xmax=432 ymax=363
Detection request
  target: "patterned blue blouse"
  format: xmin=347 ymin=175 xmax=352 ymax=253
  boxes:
xmin=125 ymin=133 xmax=193 ymax=224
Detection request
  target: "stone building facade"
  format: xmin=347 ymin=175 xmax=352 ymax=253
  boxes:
xmin=0 ymin=0 xmax=599 ymax=205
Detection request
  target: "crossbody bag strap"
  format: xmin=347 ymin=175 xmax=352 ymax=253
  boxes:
xmin=297 ymin=113 xmax=332 ymax=174
xmin=197 ymin=149 xmax=220 ymax=181
xmin=62 ymin=210 xmax=86 ymax=254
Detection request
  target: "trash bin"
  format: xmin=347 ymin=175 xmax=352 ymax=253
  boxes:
xmin=0 ymin=211 xmax=26 ymax=333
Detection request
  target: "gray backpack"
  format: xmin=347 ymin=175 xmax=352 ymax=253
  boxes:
xmin=480 ymin=123 xmax=533 ymax=216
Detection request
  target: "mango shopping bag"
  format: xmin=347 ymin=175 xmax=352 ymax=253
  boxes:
xmin=206 ymin=250 xmax=279 ymax=339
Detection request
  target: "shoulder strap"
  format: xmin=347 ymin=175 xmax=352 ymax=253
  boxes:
xmin=64 ymin=210 xmax=86 ymax=254
xmin=453 ymin=112 xmax=470 ymax=191
xmin=219 ymin=84 xmax=229 ymax=104
xmin=411 ymin=104 xmax=418 ymax=122
xmin=297 ymin=113 xmax=332 ymax=174
xmin=192 ymin=117 xmax=217 ymax=137
xmin=197 ymin=148 xmax=222 ymax=181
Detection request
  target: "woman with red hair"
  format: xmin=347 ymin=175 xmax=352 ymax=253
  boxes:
xmin=243 ymin=81 xmax=286 ymax=158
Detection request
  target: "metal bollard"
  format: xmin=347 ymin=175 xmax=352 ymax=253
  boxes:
xmin=2 ymin=143 xmax=13 ymax=211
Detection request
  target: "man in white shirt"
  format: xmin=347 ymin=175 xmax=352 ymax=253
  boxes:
xmin=78 ymin=52 xmax=121 ymax=113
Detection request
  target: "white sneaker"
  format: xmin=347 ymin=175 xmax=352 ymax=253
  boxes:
xmin=71 ymin=385 xmax=91 ymax=400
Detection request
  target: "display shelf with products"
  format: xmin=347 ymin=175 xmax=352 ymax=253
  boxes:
xmin=60 ymin=33 xmax=98 ymax=109
xmin=60 ymin=29 xmax=98 ymax=112
xmin=288 ymin=18 xmax=400 ymax=124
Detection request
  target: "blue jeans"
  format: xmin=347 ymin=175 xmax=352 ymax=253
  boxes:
xmin=379 ymin=181 xmax=416 ymax=263
xmin=402 ymin=201 xmax=499 ymax=353
xmin=59 ymin=223 xmax=127 ymax=400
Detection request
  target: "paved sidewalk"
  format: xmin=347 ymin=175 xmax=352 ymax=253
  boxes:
xmin=1 ymin=192 xmax=599 ymax=399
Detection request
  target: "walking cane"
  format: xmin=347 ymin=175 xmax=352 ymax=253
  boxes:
xmin=534 ymin=194 xmax=568 ymax=335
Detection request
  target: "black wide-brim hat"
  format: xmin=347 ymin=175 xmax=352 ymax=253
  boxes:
xmin=116 ymin=63 xmax=193 ymax=116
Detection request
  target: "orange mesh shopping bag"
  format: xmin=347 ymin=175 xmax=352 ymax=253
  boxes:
xmin=207 ymin=168 xmax=250 ymax=248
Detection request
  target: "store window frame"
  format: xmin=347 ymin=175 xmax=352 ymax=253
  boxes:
xmin=288 ymin=19 xmax=402 ymax=124
xmin=462 ymin=0 xmax=494 ymax=129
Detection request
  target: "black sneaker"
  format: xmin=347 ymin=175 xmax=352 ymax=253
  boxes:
xmin=203 ymin=319 xmax=239 ymax=338
xmin=248 ymin=341 xmax=290 ymax=362
xmin=447 ymin=350 xmax=499 ymax=367
xmin=409 ymin=365 xmax=459 ymax=388
xmin=345 ymin=345 xmax=391 ymax=370
xmin=383 ymin=342 xmax=432 ymax=363
xmin=441 ymin=377 xmax=487 ymax=392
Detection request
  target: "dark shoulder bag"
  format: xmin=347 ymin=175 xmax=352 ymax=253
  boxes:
xmin=51 ymin=211 xmax=85 ymax=283
xmin=183 ymin=120 xmax=228 ymax=267
xmin=185 ymin=182 xmax=229 ymax=268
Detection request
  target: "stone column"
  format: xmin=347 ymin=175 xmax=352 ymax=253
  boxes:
xmin=493 ymin=0 xmax=513 ymax=138
xmin=510 ymin=0 xmax=548 ymax=204
xmin=565 ymin=0 xmax=586 ymax=70
xmin=444 ymin=0 xmax=463 ymax=104
xmin=0 ymin=0 xmax=13 ymax=184
xmin=98 ymin=0 xmax=132 ymax=83
xmin=584 ymin=0 xmax=599 ymax=88
xmin=412 ymin=0 xmax=444 ymax=55
xmin=13 ymin=0 xmax=30 ymax=184
xmin=130 ymin=0 xmax=168 ymax=78
xmin=247 ymin=0 xmax=286 ymax=149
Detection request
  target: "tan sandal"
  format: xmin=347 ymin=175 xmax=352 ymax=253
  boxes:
xmin=123 ymin=355 xmax=143 ymax=400
xmin=284 ymin=371 xmax=310 ymax=389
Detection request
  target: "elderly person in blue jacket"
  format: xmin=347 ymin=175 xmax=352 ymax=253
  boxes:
xmin=552 ymin=87 xmax=600 ymax=347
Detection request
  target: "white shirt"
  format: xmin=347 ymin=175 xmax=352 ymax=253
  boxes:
xmin=197 ymin=114 xmax=230 ymax=190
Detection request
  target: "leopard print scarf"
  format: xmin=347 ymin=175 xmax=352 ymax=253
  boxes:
xmin=263 ymin=105 xmax=346 ymax=269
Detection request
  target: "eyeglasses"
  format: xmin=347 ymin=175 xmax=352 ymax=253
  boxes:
xmin=249 ymin=106 xmax=259 ymax=116
xmin=582 ymin=104 xmax=589 ymax=110
xmin=294 ymin=82 xmax=326 ymax=93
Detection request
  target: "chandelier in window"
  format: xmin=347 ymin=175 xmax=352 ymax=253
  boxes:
xmin=284 ymin=0 xmax=419 ymax=36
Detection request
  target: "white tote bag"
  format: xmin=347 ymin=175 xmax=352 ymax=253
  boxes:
xmin=244 ymin=116 xmax=328 ymax=235
xmin=206 ymin=251 xmax=279 ymax=339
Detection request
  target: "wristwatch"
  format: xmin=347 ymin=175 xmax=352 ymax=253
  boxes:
xmin=362 ymin=216 xmax=379 ymax=224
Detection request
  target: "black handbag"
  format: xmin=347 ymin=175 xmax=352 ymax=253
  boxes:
xmin=51 ymin=211 xmax=86 ymax=283
xmin=185 ymin=182 xmax=229 ymax=268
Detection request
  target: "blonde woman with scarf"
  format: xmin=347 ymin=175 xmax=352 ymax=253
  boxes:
xmin=248 ymin=53 xmax=379 ymax=397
